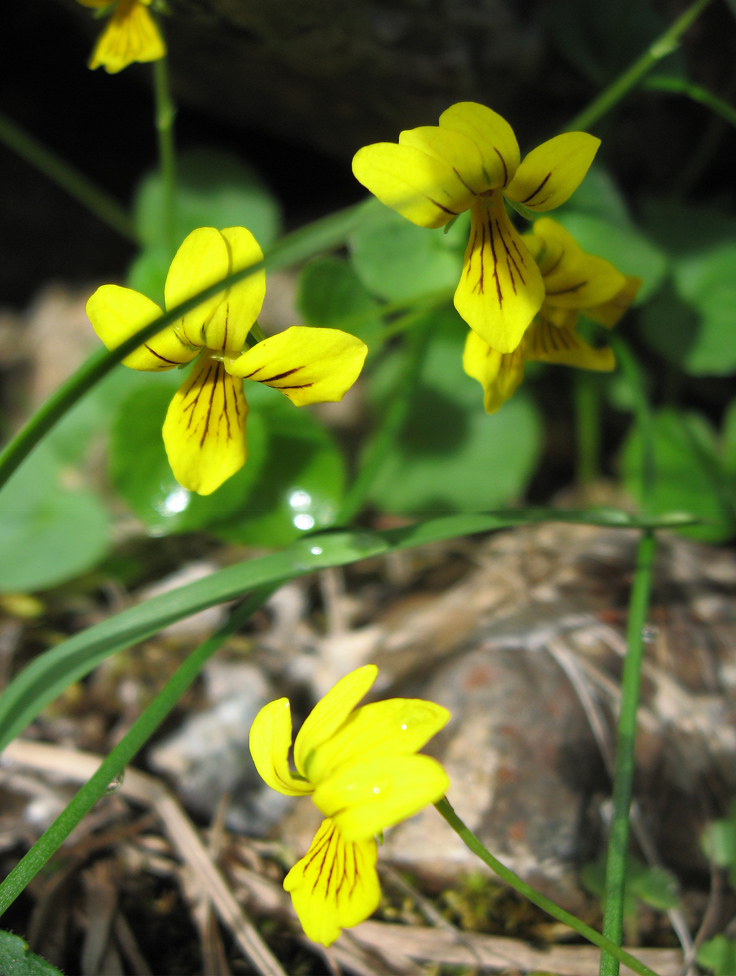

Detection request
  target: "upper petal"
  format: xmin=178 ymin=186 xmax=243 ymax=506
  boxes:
xmin=399 ymin=125 xmax=491 ymax=196
xmin=306 ymin=699 xmax=450 ymax=784
xmin=462 ymin=329 xmax=526 ymax=413
xmin=439 ymin=102 xmax=520 ymax=189
xmin=162 ymin=351 xmax=248 ymax=495
xmin=164 ymin=227 xmax=229 ymax=348
xmin=312 ymin=753 xmax=450 ymax=841
xmin=454 ymin=195 xmax=545 ymax=353
xmin=88 ymin=0 xmax=166 ymax=73
xmin=585 ymin=275 xmax=642 ymax=328
xmin=227 ymin=327 xmax=368 ymax=406
xmin=523 ymin=320 xmax=615 ymax=371
xmin=505 ymin=132 xmax=600 ymax=212
xmin=283 ymin=819 xmax=380 ymax=947
xmin=293 ymin=666 xmax=378 ymax=780
xmin=249 ymin=699 xmax=314 ymax=797
xmin=199 ymin=227 xmax=266 ymax=352
xmin=352 ymin=142 xmax=471 ymax=228
xmin=533 ymin=218 xmax=626 ymax=309
xmin=86 ymin=284 xmax=197 ymax=371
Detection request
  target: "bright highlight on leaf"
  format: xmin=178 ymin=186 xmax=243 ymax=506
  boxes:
xmin=249 ymin=665 xmax=450 ymax=945
xmin=78 ymin=0 xmax=166 ymax=74
xmin=463 ymin=217 xmax=641 ymax=413
xmin=353 ymin=101 xmax=600 ymax=352
xmin=86 ymin=226 xmax=367 ymax=495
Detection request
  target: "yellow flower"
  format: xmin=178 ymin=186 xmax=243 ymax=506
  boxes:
xmin=77 ymin=0 xmax=166 ymax=74
xmin=463 ymin=218 xmax=642 ymax=412
xmin=86 ymin=227 xmax=368 ymax=495
xmin=249 ymin=665 xmax=450 ymax=945
xmin=352 ymin=102 xmax=600 ymax=353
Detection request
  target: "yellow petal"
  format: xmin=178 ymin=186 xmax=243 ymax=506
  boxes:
xmin=293 ymin=666 xmax=378 ymax=780
xmin=462 ymin=329 xmax=525 ymax=413
xmin=524 ymin=320 xmax=615 ymax=370
xmin=533 ymin=218 xmax=627 ymax=309
xmin=284 ymin=819 xmax=380 ymax=947
xmin=505 ymin=132 xmax=600 ymax=212
xmin=86 ymin=284 xmax=197 ymax=371
xmin=455 ymin=195 xmax=545 ymax=353
xmin=227 ymin=327 xmax=368 ymax=407
xmin=249 ymin=699 xmax=314 ymax=797
xmin=352 ymin=142 xmax=473 ymax=229
xmin=77 ymin=0 xmax=111 ymax=7
xmin=199 ymin=227 xmax=266 ymax=352
xmin=164 ymin=228 xmax=229 ymax=349
xmin=585 ymin=275 xmax=642 ymax=328
xmin=399 ymin=125 xmax=491 ymax=196
xmin=306 ymin=699 xmax=450 ymax=785
xmin=439 ymin=101 xmax=520 ymax=189
xmin=162 ymin=351 xmax=248 ymax=495
xmin=312 ymin=754 xmax=449 ymax=841
xmin=88 ymin=0 xmax=166 ymax=73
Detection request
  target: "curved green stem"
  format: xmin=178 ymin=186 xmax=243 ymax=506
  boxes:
xmin=643 ymin=75 xmax=736 ymax=130
xmin=600 ymin=531 xmax=658 ymax=975
xmin=153 ymin=55 xmax=177 ymax=257
xmin=566 ymin=0 xmax=714 ymax=132
xmin=0 ymin=110 xmax=136 ymax=244
xmin=435 ymin=796 xmax=661 ymax=976
xmin=0 ymin=585 xmax=275 ymax=918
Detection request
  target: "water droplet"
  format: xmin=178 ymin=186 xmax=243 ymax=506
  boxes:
xmin=294 ymin=513 xmax=315 ymax=531
xmin=288 ymin=489 xmax=312 ymax=511
xmin=103 ymin=772 xmax=124 ymax=795
xmin=310 ymin=546 xmax=323 ymax=555
xmin=641 ymin=626 xmax=659 ymax=644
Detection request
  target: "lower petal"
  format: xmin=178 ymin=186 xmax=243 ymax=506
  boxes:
xmin=524 ymin=320 xmax=615 ymax=371
xmin=283 ymin=819 xmax=380 ymax=947
xmin=162 ymin=351 xmax=248 ymax=495
xmin=455 ymin=195 xmax=544 ymax=354
xmin=462 ymin=329 xmax=525 ymax=413
xmin=88 ymin=0 xmax=166 ymax=73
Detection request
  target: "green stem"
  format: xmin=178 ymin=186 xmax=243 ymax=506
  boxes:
xmin=599 ymin=531 xmax=658 ymax=976
xmin=611 ymin=336 xmax=656 ymax=516
xmin=566 ymin=0 xmax=714 ymax=131
xmin=0 ymin=199 xmax=369 ymax=494
xmin=574 ymin=372 xmax=601 ymax=490
xmin=153 ymin=55 xmax=177 ymax=257
xmin=643 ymin=74 xmax=736 ymax=130
xmin=336 ymin=324 xmax=429 ymax=524
xmin=0 ymin=586 xmax=274 ymax=918
xmin=435 ymin=797 xmax=660 ymax=976
xmin=0 ymin=110 xmax=136 ymax=244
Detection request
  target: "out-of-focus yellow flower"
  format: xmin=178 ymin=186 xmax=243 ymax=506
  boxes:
xmin=463 ymin=218 xmax=642 ymax=412
xmin=352 ymin=102 xmax=600 ymax=354
xmin=86 ymin=227 xmax=367 ymax=495
xmin=77 ymin=0 xmax=166 ymax=74
xmin=249 ymin=665 xmax=450 ymax=945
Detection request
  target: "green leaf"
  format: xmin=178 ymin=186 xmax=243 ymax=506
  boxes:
xmin=581 ymin=853 xmax=678 ymax=916
xmin=108 ymin=372 xmax=267 ymax=535
xmin=0 ymin=931 xmax=64 ymax=976
xmin=620 ymin=408 xmax=736 ymax=542
xmin=130 ymin=149 xmax=283 ymax=304
xmin=554 ymin=212 xmax=668 ymax=303
xmin=0 ymin=507 xmax=690 ymax=752
xmin=367 ymin=310 xmax=542 ymax=513
xmin=669 ymin=244 xmax=736 ymax=375
xmin=702 ymin=800 xmax=736 ymax=889
xmin=349 ymin=208 xmax=467 ymax=302
xmin=637 ymin=281 xmax=700 ymax=370
xmin=697 ymin=935 xmax=736 ymax=976
xmin=555 ymin=164 xmax=631 ymax=227
xmin=210 ymin=384 xmax=346 ymax=547
xmin=641 ymin=200 xmax=736 ymax=257
xmin=722 ymin=400 xmax=736 ymax=477
xmin=297 ymin=256 xmax=384 ymax=350
xmin=0 ymin=442 xmax=109 ymax=593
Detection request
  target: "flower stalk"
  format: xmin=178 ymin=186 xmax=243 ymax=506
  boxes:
xmin=153 ymin=54 xmax=178 ymax=258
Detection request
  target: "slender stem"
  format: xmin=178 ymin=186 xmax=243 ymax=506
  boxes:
xmin=0 ymin=199 xmax=368 ymax=494
xmin=574 ymin=372 xmax=601 ymax=491
xmin=643 ymin=74 xmax=736 ymax=130
xmin=566 ymin=0 xmax=714 ymax=131
xmin=0 ymin=110 xmax=136 ymax=244
xmin=435 ymin=796 xmax=660 ymax=976
xmin=153 ymin=56 xmax=177 ymax=257
xmin=599 ymin=530 xmax=658 ymax=976
xmin=0 ymin=586 xmax=275 ymax=918
xmin=336 ymin=325 xmax=429 ymax=524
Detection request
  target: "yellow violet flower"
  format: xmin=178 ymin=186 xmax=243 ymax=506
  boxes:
xmin=249 ymin=665 xmax=450 ymax=945
xmin=463 ymin=218 xmax=642 ymax=412
xmin=87 ymin=226 xmax=368 ymax=495
xmin=352 ymin=102 xmax=600 ymax=353
xmin=77 ymin=0 xmax=166 ymax=74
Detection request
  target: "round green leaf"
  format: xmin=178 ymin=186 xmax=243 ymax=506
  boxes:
xmin=297 ymin=256 xmax=383 ymax=350
xmin=670 ymin=245 xmax=736 ymax=375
